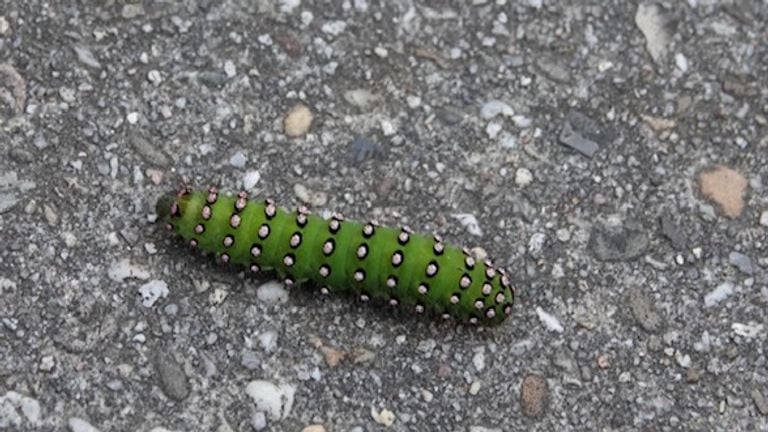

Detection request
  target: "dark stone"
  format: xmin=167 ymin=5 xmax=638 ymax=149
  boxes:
xmin=589 ymin=220 xmax=649 ymax=261
xmin=659 ymin=210 xmax=687 ymax=250
xmin=154 ymin=351 xmax=190 ymax=401
xmin=558 ymin=110 xmax=610 ymax=158
xmin=131 ymin=134 xmax=171 ymax=167
xmin=628 ymin=287 xmax=664 ymax=333
xmin=350 ymin=136 xmax=385 ymax=162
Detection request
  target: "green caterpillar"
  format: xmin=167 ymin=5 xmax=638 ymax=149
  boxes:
xmin=156 ymin=186 xmax=515 ymax=325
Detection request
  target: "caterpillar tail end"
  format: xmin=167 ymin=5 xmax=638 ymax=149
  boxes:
xmin=155 ymin=192 xmax=178 ymax=221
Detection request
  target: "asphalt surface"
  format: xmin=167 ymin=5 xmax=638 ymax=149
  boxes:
xmin=1 ymin=1 xmax=767 ymax=431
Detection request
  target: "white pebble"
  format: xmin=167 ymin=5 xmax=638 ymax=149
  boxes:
xmin=480 ymin=100 xmax=514 ymax=120
xmin=143 ymin=243 xmax=157 ymax=254
xmin=127 ymin=112 xmax=139 ymax=124
xmin=61 ymin=231 xmax=78 ymax=247
xmin=536 ymin=307 xmax=564 ymax=333
xmin=209 ymin=287 xmax=228 ymax=306
xmin=371 ymin=407 xmax=395 ymax=427
xmin=68 ymin=417 xmax=101 ymax=432
xmin=38 ymin=355 xmax=55 ymax=372
xmin=514 ymin=167 xmax=533 ymax=186
xmin=229 ymin=151 xmax=247 ymax=168
xmin=242 ymin=170 xmax=261 ymax=190
xmin=512 ymin=114 xmax=532 ymax=128
xmin=674 ymin=53 xmax=688 ymax=72
xmin=451 ymin=213 xmax=483 ymax=236
xmin=527 ymin=232 xmax=546 ymax=255
xmin=732 ymin=322 xmax=764 ymax=338
xmin=245 ymin=380 xmax=296 ymax=420
xmin=675 ymin=351 xmax=691 ymax=368
xmin=108 ymin=259 xmax=150 ymax=282
xmin=472 ymin=352 xmax=486 ymax=372
xmin=421 ymin=389 xmax=433 ymax=402
xmin=321 ymin=21 xmax=347 ymax=36
xmin=499 ymin=131 xmax=517 ymax=149
xmin=373 ymin=46 xmax=388 ymax=58
xmin=147 ymin=69 xmax=162 ymax=85
xmin=257 ymin=281 xmax=289 ymax=304
xmin=406 ymin=95 xmax=421 ymax=109
xmin=258 ymin=331 xmax=278 ymax=353
xmin=555 ymin=228 xmax=571 ymax=242
xmin=251 ymin=413 xmax=267 ymax=430
xmin=380 ymin=118 xmax=397 ymax=136
xmin=257 ymin=34 xmax=273 ymax=45
xmin=704 ymin=282 xmax=735 ymax=307
xmin=301 ymin=11 xmax=314 ymax=26
xmin=486 ymin=121 xmax=502 ymax=139
xmin=278 ymin=0 xmax=301 ymax=14
xmin=759 ymin=210 xmax=768 ymax=227
xmin=224 ymin=60 xmax=237 ymax=78
xmin=469 ymin=381 xmax=482 ymax=395
xmin=293 ymin=184 xmax=328 ymax=206
xmin=138 ymin=280 xmax=169 ymax=307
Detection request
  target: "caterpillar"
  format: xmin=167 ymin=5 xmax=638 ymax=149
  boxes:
xmin=156 ymin=186 xmax=515 ymax=325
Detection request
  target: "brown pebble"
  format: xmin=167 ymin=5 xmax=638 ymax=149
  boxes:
xmin=520 ymin=373 xmax=549 ymax=418
xmin=319 ymin=345 xmax=345 ymax=367
xmin=685 ymin=368 xmax=700 ymax=383
xmin=698 ymin=165 xmax=748 ymax=218
xmin=284 ymin=103 xmax=313 ymax=138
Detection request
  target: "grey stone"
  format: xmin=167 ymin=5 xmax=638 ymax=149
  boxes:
xmin=589 ymin=220 xmax=649 ymax=261
xmin=558 ymin=110 xmax=608 ymax=158
xmin=629 ymin=287 xmax=664 ymax=333
xmin=728 ymin=251 xmax=753 ymax=275
xmin=154 ymin=351 xmax=189 ymax=402
xmin=659 ymin=211 xmax=687 ymax=250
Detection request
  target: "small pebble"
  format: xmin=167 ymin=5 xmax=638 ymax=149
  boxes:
xmin=373 ymin=46 xmax=388 ymax=58
xmin=520 ymin=374 xmax=548 ymax=418
xmin=480 ymin=100 xmax=514 ymax=120
xmin=252 ymin=412 xmax=267 ymax=431
xmin=472 ymin=352 xmax=486 ymax=372
xmin=698 ymin=165 xmax=748 ymax=219
xmin=147 ymin=70 xmax=162 ymax=85
xmin=229 ymin=151 xmax=247 ymax=168
xmin=38 ymin=355 xmax=55 ymax=372
xmin=68 ymin=417 xmax=100 ymax=432
xmin=138 ymin=280 xmax=169 ymax=307
xmin=704 ymin=282 xmax=735 ymax=307
xmin=242 ymin=171 xmax=261 ymax=190
xmin=514 ymin=168 xmax=533 ymax=186
xmin=759 ymin=210 xmax=768 ymax=227
xmin=284 ymin=103 xmax=313 ymax=138
xmin=127 ymin=112 xmax=139 ymax=124
xmin=371 ymin=407 xmax=395 ymax=427
xmin=728 ymin=251 xmax=753 ymax=275
xmin=245 ymin=380 xmax=296 ymax=420
xmin=256 ymin=281 xmax=289 ymax=304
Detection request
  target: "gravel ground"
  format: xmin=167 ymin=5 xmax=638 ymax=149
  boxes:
xmin=1 ymin=1 xmax=767 ymax=431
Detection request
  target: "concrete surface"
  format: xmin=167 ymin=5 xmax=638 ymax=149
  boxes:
xmin=1 ymin=1 xmax=767 ymax=431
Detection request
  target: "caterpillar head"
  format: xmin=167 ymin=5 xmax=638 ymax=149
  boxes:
xmin=156 ymin=186 xmax=195 ymax=225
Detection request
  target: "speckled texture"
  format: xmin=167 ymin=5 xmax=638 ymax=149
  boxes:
xmin=1 ymin=1 xmax=767 ymax=431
